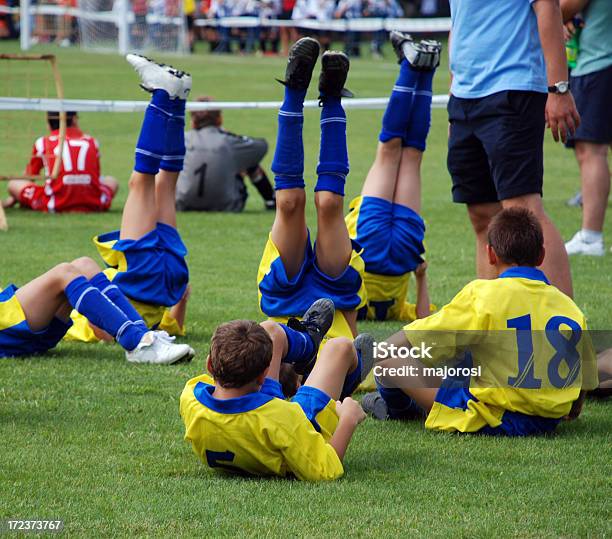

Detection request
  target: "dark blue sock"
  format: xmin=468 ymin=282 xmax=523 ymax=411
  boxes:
xmin=340 ymin=348 xmax=362 ymax=400
xmin=376 ymin=384 xmax=425 ymax=420
xmin=379 ymin=59 xmax=419 ymax=143
xmin=315 ymin=97 xmax=348 ymax=196
xmin=403 ymin=69 xmax=434 ymax=151
xmin=135 ymin=90 xmax=185 ymax=175
xmin=279 ymin=323 xmax=315 ymax=366
xmin=160 ymin=97 xmax=186 ymax=172
xmin=64 ymin=276 xmax=147 ymax=351
xmin=272 ymin=87 xmax=307 ymax=190
xmin=89 ymin=272 xmax=145 ymax=326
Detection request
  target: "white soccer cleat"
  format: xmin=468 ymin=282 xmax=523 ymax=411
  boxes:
xmin=126 ymin=53 xmax=192 ymax=100
xmin=126 ymin=331 xmax=193 ymax=365
xmin=154 ymin=330 xmax=196 ymax=362
xmin=565 ymin=230 xmax=605 ymax=256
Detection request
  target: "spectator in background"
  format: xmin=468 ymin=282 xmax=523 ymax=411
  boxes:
xmin=209 ymin=0 xmax=233 ymax=52
xmin=278 ymin=0 xmax=297 ymax=55
xmin=561 ymin=0 xmax=612 ymax=256
xmin=234 ymin=0 xmax=260 ymax=53
xmin=292 ymin=0 xmax=334 ymax=49
xmin=364 ymin=0 xmax=403 ymax=57
xmin=184 ymin=0 xmax=196 ymax=51
xmin=131 ymin=0 xmax=149 ymax=49
xmin=176 ymin=97 xmax=276 ymax=212
xmin=335 ymin=0 xmax=362 ymax=57
xmin=260 ymin=0 xmax=281 ymax=54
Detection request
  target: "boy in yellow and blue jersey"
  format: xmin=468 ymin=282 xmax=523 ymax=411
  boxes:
xmin=363 ymin=208 xmax=597 ymax=436
xmin=257 ymin=38 xmax=366 ymax=345
xmin=64 ymin=55 xmax=193 ymax=347
xmin=0 ymin=256 xmax=192 ymax=364
xmin=180 ymin=299 xmax=374 ymax=480
xmin=345 ymin=31 xmax=440 ymax=322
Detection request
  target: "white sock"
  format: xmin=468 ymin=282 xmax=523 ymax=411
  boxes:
xmin=581 ymin=229 xmax=603 ymax=243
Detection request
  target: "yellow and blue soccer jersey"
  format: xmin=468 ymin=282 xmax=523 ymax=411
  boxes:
xmin=0 ymin=285 xmax=71 ymax=357
xmin=403 ymin=267 xmax=596 ymax=434
xmin=257 ymin=230 xmax=366 ymax=318
xmin=346 ymin=195 xmax=426 ymax=321
xmin=180 ymin=374 xmax=343 ymax=481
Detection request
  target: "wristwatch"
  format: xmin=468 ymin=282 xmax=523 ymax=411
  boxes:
xmin=548 ymin=81 xmax=570 ymax=94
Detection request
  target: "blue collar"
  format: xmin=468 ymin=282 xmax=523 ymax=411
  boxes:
xmin=499 ymin=266 xmax=550 ymax=284
xmin=193 ymin=381 xmax=274 ymax=414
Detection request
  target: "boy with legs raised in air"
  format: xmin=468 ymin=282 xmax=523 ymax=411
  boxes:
xmin=180 ymin=298 xmax=373 ymax=480
xmin=257 ymin=38 xmax=367 ymax=345
xmin=0 ymin=256 xmax=192 ymax=363
xmin=65 ymin=55 xmax=193 ymax=349
xmin=345 ymin=31 xmax=440 ymax=323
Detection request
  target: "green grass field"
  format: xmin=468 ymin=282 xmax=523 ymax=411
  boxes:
xmin=0 ymin=40 xmax=611 ymax=538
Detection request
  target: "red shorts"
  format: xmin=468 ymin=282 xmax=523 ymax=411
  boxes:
xmin=18 ymin=183 xmax=114 ymax=213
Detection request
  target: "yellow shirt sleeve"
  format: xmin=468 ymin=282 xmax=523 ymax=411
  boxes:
xmin=403 ymin=282 xmax=481 ymax=365
xmin=276 ymin=414 xmax=344 ymax=481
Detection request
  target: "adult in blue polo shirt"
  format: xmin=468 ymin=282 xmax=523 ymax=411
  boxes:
xmin=447 ymin=0 xmax=580 ymax=298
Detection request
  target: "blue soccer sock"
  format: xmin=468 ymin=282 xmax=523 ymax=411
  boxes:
xmin=379 ymin=59 xmax=419 ymax=143
xmin=340 ymin=348 xmax=362 ymax=400
xmin=377 ymin=384 xmax=425 ymax=420
xmin=64 ymin=276 xmax=147 ymax=351
xmin=315 ymin=97 xmax=348 ymax=196
xmin=89 ymin=272 xmax=145 ymax=326
xmin=403 ymin=68 xmax=434 ymax=151
xmin=279 ymin=323 xmax=315 ymax=367
xmin=272 ymin=87 xmax=307 ymax=190
xmin=135 ymin=90 xmax=186 ymax=175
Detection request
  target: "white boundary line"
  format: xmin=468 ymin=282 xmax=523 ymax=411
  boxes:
xmin=0 ymin=96 xmax=450 ymax=112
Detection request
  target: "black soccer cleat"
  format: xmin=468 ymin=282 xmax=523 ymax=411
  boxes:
xmin=389 ymin=31 xmax=441 ymax=71
xmin=285 ymin=298 xmax=335 ymax=375
xmin=276 ymin=37 xmax=320 ymax=91
xmin=361 ymin=391 xmax=390 ymax=421
xmin=318 ymin=51 xmax=354 ymax=100
xmin=390 ymin=30 xmax=414 ymax=64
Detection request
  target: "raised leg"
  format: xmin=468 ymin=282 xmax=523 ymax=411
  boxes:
xmin=155 ymin=169 xmax=180 ymax=229
xmin=393 ymin=147 xmax=423 ymax=213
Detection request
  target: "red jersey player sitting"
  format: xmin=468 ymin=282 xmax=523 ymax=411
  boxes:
xmin=3 ymin=111 xmax=119 ymax=213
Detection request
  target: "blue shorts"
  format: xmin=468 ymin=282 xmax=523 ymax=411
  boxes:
xmin=257 ymin=231 xmax=366 ymax=317
xmin=95 ymin=223 xmax=189 ymax=307
xmin=448 ymin=90 xmax=547 ymax=204
xmin=567 ymin=65 xmax=612 ymax=147
xmin=378 ymin=383 xmax=560 ymax=436
xmin=346 ymin=195 xmax=425 ymax=275
xmin=0 ymin=285 xmax=72 ymax=358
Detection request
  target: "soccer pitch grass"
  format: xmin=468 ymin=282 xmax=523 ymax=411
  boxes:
xmin=0 ymin=41 xmax=611 ymax=537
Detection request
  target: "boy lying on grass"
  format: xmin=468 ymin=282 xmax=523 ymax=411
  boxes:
xmin=180 ymin=299 xmax=374 ymax=480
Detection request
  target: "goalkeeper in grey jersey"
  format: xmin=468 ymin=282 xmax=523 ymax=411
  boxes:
xmin=176 ymin=96 xmax=276 ymax=212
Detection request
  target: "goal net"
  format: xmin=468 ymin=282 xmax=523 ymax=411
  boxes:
xmin=18 ymin=0 xmax=188 ymax=55
xmin=0 ymin=54 xmax=66 ymax=230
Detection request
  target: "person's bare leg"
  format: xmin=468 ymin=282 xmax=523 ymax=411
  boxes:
xmin=3 ymin=179 xmax=34 ymax=208
xmin=303 ymin=337 xmax=358 ymax=401
xmin=575 ymin=142 xmax=610 ymax=233
xmin=155 ymin=169 xmax=179 ymax=228
xmin=340 ymin=310 xmax=358 ymax=339
xmin=314 ymin=192 xmax=352 ymax=279
xmin=597 ymin=348 xmax=612 ymax=389
xmin=101 ymin=176 xmax=120 ymax=197
xmin=270 ymin=189 xmax=309 ymax=280
xmin=502 ymin=194 xmax=573 ymax=297
xmin=120 ymin=171 xmax=157 ymax=240
xmin=361 ymin=138 xmax=403 ymax=202
xmin=376 ymin=329 xmax=439 ymax=412
xmin=467 ymin=202 xmax=502 ymax=280
xmin=260 ymin=320 xmax=288 ymax=381
xmin=393 ymin=147 xmax=422 ymax=213
xmin=15 ymin=263 xmax=83 ymax=331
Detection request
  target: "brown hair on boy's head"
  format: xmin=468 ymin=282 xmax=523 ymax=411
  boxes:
xmin=487 ymin=207 xmax=544 ymax=267
xmin=208 ymin=320 xmax=273 ymax=388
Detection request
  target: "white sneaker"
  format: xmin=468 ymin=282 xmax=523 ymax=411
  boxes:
xmin=126 ymin=331 xmax=192 ymax=365
xmin=126 ymin=54 xmax=192 ymax=100
xmin=154 ymin=330 xmax=196 ymax=362
xmin=565 ymin=230 xmax=605 ymax=256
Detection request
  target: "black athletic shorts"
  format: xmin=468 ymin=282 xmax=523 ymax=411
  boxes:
xmin=447 ymin=90 xmax=547 ymax=204
xmin=566 ymin=64 xmax=612 ymax=148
